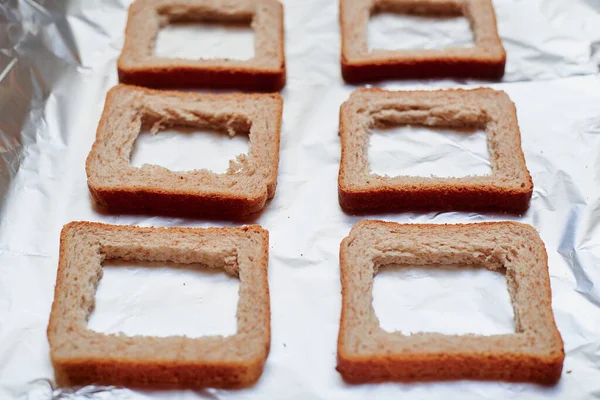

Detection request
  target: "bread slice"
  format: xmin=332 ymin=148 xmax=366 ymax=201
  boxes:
xmin=118 ymin=0 xmax=285 ymax=91
xmin=337 ymin=220 xmax=564 ymax=384
xmin=86 ymin=84 xmax=282 ymax=217
xmin=338 ymin=88 xmax=533 ymax=213
xmin=340 ymin=0 xmax=506 ymax=83
xmin=47 ymin=221 xmax=270 ymax=387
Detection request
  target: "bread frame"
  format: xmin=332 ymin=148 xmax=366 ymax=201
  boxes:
xmin=47 ymin=222 xmax=270 ymax=387
xmin=337 ymin=220 xmax=564 ymax=384
xmin=86 ymin=84 xmax=282 ymax=217
xmin=340 ymin=0 xmax=506 ymax=82
xmin=118 ymin=0 xmax=286 ymax=91
xmin=338 ymin=88 xmax=533 ymax=213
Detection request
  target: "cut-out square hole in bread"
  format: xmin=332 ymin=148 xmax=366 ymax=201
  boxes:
xmin=368 ymin=125 xmax=491 ymax=178
xmin=88 ymin=259 xmax=240 ymax=338
xmin=340 ymin=0 xmax=505 ymax=83
xmin=86 ymin=84 xmax=282 ymax=217
xmin=118 ymin=0 xmax=285 ymax=91
xmin=155 ymin=21 xmax=254 ymax=61
xmin=130 ymin=125 xmax=250 ymax=174
xmin=337 ymin=220 xmax=564 ymax=384
xmin=368 ymin=12 xmax=474 ymax=51
xmin=47 ymin=222 xmax=270 ymax=388
xmin=373 ymin=264 xmax=514 ymax=335
xmin=338 ymin=88 xmax=533 ymax=213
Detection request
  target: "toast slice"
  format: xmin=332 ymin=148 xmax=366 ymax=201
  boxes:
xmin=338 ymin=88 xmax=533 ymax=213
xmin=47 ymin=222 xmax=270 ymax=387
xmin=86 ymin=84 xmax=282 ymax=217
xmin=337 ymin=220 xmax=564 ymax=384
xmin=340 ymin=0 xmax=506 ymax=83
xmin=118 ymin=0 xmax=286 ymax=91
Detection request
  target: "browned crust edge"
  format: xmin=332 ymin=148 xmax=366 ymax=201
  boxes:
xmin=86 ymin=85 xmax=283 ymax=218
xmin=341 ymin=57 xmax=506 ymax=83
xmin=117 ymin=65 xmax=286 ymax=92
xmin=55 ymin=357 xmax=267 ymax=388
xmin=48 ymin=222 xmax=271 ymax=388
xmin=338 ymin=185 xmax=532 ymax=214
xmin=336 ymin=351 xmax=564 ymax=385
xmin=336 ymin=220 xmax=564 ymax=385
xmin=88 ymin=185 xmax=268 ymax=217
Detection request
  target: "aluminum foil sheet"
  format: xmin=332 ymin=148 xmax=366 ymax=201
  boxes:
xmin=1 ymin=0 xmax=600 ymax=399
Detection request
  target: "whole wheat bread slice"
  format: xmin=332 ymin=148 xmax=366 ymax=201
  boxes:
xmin=118 ymin=0 xmax=286 ymax=91
xmin=338 ymin=87 xmax=533 ymax=213
xmin=86 ymin=84 xmax=282 ymax=217
xmin=47 ymin=221 xmax=270 ymax=387
xmin=337 ymin=220 xmax=564 ymax=384
xmin=340 ymin=0 xmax=506 ymax=82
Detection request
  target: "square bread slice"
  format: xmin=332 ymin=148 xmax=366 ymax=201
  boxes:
xmin=340 ymin=0 xmax=506 ymax=82
xmin=337 ymin=220 xmax=564 ymax=384
xmin=86 ymin=84 xmax=282 ymax=217
xmin=47 ymin=221 xmax=270 ymax=387
xmin=118 ymin=0 xmax=285 ymax=91
xmin=338 ymin=88 xmax=533 ymax=213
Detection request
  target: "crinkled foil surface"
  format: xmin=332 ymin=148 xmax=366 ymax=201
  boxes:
xmin=1 ymin=0 xmax=600 ymax=399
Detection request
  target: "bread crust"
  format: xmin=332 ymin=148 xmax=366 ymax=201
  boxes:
xmin=337 ymin=220 xmax=565 ymax=385
xmin=48 ymin=222 xmax=271 ymax=388
xmin=337 ymin=351 xmax=564 ymax=384
xmin=338 ymin=183 xmax=531 ymax=214
xmin=118 ymin=65 xmax=286 ymax=92
xmin=341 ymin=57 xmax=505 ymax=83
xmin=55 ymin=357 xmax=266 ymax=388
xmin=86 ymin=84 xmax=282 ymax=217
xmin=339 ymin=0 xmax=506 ymax=82
xmin=88 ymin=181 xmax=268 ymax=217
xmin=338 ymin=88 xmax=533 ymax=213
xmin=118 ymin=0 xmax=286 ymax=91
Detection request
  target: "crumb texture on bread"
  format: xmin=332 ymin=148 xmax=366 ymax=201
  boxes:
xmin=118 ymin=0 xmax=285 ymax=90
xmin=337 ymin=220 xmax=564 ymax=384
xmin=47 ymin=222 xmax=271 ymax=387
xmin=340 ymin=0 xmax=506 ymax=81
xmin=338 ymin=88 xmax=533 ymax=213
xmin=86 ymin=84 xmax=282 ymax=217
